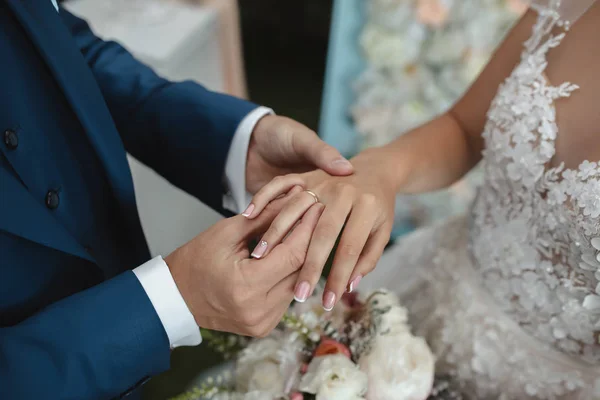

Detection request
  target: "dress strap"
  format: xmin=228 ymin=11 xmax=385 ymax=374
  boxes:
xmin=529 ymin=0 xmax=597 ymax=28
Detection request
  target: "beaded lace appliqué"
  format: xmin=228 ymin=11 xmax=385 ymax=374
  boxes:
xmin=470 ymin=3 xmax=600 ymax=373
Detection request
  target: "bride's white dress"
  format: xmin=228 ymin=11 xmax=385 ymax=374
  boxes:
xmin=362 ymin=3 xmax=600 ymax=399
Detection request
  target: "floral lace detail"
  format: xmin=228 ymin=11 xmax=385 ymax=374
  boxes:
xmin=361 ymin=4 xmax=600 ymax=398
xmin=470 ymin=3 xmax=600 ymax=373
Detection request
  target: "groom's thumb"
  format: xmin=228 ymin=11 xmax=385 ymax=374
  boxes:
xmin=294 ymin=128 xmax=353 ymax=176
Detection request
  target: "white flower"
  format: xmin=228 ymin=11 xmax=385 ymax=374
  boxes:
xmin=213 ymin=391 xmax=273 ymax=400
xmin=236 ymin=336 xmax=280 ymax=375
xmin=235 ymin=332 xmax=303 ymax=396
xmin=359 ymin=333 xmax=435 ymax=400
xmin=360 ymin=23 xmax=425 ymax=69
xmin=425 ymin=29 xmax=467 ymax=65
xmin=366 ymin=289 xmax=401 ymax=311
xmin=243 ymin=360 xmax=284 ymax=395
xmin=299 ymin=355 xmax=368 ymax=400
xmin=377 ymin=306 xmax=411 ymax=336
xmin=242 ymin=392 xmax=273 ymax=400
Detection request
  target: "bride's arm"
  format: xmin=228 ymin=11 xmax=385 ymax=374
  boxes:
xmin=244 ymin=9 xmax=541 ymax=310
xmin=381 ymin=9 xmax=538 ymax=194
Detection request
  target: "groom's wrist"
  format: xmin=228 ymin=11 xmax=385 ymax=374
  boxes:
xmin=133 ymin=256 xmax=202 ymax=349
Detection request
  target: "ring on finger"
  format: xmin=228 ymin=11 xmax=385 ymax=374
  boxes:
xmin=304 ymin=190 xmax=319 ymax=204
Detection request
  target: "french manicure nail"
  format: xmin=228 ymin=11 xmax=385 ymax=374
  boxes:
xmin=348 ymin=275 xmax=362 ymax=293
xmin=323 ymin=291 xmax=336 ymax=311
xmin=242 ymin=203 xmax=255 ymax=218
xmin=251 ymin=240 xmax=267 ymax=258
xmin=294 ymin=281 xmax=311 ymax=303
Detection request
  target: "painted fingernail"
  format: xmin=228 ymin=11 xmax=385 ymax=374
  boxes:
xmin=347 ymin=275 xmax=362 ymax=293
xmin=294 ymin=281 xmax=311 ymax=303
xmin=242 ymin=203 xmax=255 ymax=218
xmin=251 ymin=240 xmax=267 ymax=258
xmin=331 ymin=158 xmax=352 ymax=168
xmin=323 ymin=291 xmax=336 ymax=311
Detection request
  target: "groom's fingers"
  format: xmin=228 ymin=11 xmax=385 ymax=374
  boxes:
xmin=251 ymin=191 xmax=319 ymax=259
xmin=245 ymin=176 xmax=306 ymax=219
xmin=242 ymin=203 xmax=324 ymax=287
xmin=231 ymin=186 xmax=302 ymax=247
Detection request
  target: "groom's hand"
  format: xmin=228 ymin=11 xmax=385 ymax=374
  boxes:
xmin=245 ymin=115 xmax=354 ymax=194
xmin=165 ymin=188 xmax=324 ymax=337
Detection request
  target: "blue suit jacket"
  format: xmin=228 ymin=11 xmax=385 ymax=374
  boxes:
xmin=0 ymin=1 xmax=256 ymax=399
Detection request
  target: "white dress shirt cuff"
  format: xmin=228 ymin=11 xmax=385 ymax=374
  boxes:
xmin=223 ymin=106 xmax=274 ymax=214
xmin=133 ymin=256 xmax=202 ymax=349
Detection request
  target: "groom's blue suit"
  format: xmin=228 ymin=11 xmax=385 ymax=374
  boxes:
xmin=0 ymin=0 xmax=256 ymax=398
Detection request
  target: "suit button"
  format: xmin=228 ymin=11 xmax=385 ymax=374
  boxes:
xmin=3 ymin=129 xmax=18 ymax=150
xmin=45 ymin=190 xmax=60 ymax=210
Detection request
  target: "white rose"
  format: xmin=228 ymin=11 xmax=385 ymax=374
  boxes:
xmin=365 ymin=289 xmax=401 ymax=311
xmin=361 ymin=23 xmax=425 ymax=69
xmin=377 ymin=306 xmax=412 ymax=336
xmin=368 ymin=0 xmax=415 ymax=32
xmin=425 ymin=29 xmax=467 ymax=65
xmin=236 ymin=332 xmax=303 ymax=395
xmin=462 ymin=51 xmax=489 ymax=83
xmin=398 ymin=101 xmax=431 ymax=132
xmin=242 ymin=392 xmax=273 ymax=400
xmin=245 ymin=360 xmax=285 ymax=395
xmin=359 ymin=333 xmax=435 ymax=400
xmin=299 ymin=355 xmax=368 ymax=400
xmin=213 ymin=391 xmax=273 ymax=400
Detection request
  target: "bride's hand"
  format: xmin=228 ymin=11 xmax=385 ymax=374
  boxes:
xmin=243 ymin=149 xmax=396 ymax=310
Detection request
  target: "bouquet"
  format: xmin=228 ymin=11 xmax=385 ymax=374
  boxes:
xmin=351 ymin=0 xmax=526 ymax=228
xmin=173 ymin=286 xmax=462 ymax=400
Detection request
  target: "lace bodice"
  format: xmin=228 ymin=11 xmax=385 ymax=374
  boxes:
xmin=470 ymin=3 xmax=600 ymax=365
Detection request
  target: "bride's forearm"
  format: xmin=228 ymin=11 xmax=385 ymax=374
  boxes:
xmin=357 ymin=111 xmax=481 ymax=195
xmin=356 ymin=10 xmax=539 ymax=196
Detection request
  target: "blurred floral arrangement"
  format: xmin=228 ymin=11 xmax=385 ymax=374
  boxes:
xmin=172 ymin=287 xmax=469 ymax=400
xmin=351 ymin=0 xmax=526 ymax=227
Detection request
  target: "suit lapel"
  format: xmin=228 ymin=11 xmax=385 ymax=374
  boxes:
xmin=4 ymin=0 xmax=137 ymax=216
xmin=2 ymin=0 xmax=148 ymax=261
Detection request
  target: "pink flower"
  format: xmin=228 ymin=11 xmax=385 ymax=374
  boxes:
xmin=507 ymin=0 xmax=528 ymax=15
xmin=416 ymin=0 xmax=449 ymax=27
xmin=314 ymin=338 xmax=352 ymax=359
xmin=341 ymin=292 xmax=362 ymax=308
xmin=300 ymin=363 xmax=309 ymax=375
xmin=290 ymin=392 xmax=304 ymax=400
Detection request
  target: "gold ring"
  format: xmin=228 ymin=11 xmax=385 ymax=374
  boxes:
xmin=305 ymin=190 xmax=319 ymax=204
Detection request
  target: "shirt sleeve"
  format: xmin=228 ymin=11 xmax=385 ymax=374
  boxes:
xmin=133 ymin=256 xmax=201 ymax=348
xmin=222 ymin=106 xmax=274 ymax=214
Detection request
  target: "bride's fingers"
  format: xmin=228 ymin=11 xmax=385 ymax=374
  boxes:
xmin=250 ymin=191 xmax=321 ymax=259
xmin=345 ymin=228 xmax=391 ymax=293
xmin=243 ymin=174 xmax=306 ymax=219
xmin=293 ymin=198 xmax=353 ymax=307
xmin=323 ymin=206 xmax=377 ymax=308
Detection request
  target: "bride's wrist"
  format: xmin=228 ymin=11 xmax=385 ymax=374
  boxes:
xmin=351 ymin=146 xmax=408 ymax=194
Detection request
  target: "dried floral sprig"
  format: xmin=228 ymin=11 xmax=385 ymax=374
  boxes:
xmin=200 ymin=329 xmax=249 ymax=360
xmin=280 ymin=313 xmax=320 ymax=344
xmin=169 ymin=373 xmax=233 ymax=400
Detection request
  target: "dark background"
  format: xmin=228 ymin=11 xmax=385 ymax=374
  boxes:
xmin=239 ymin=0 xmax=333 ymax=131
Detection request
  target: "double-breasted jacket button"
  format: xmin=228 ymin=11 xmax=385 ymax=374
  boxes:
xmin=3 ymin=129 xmax=18 ymax=150
xmin=45 ymin=190 xmax=60 ymax=210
